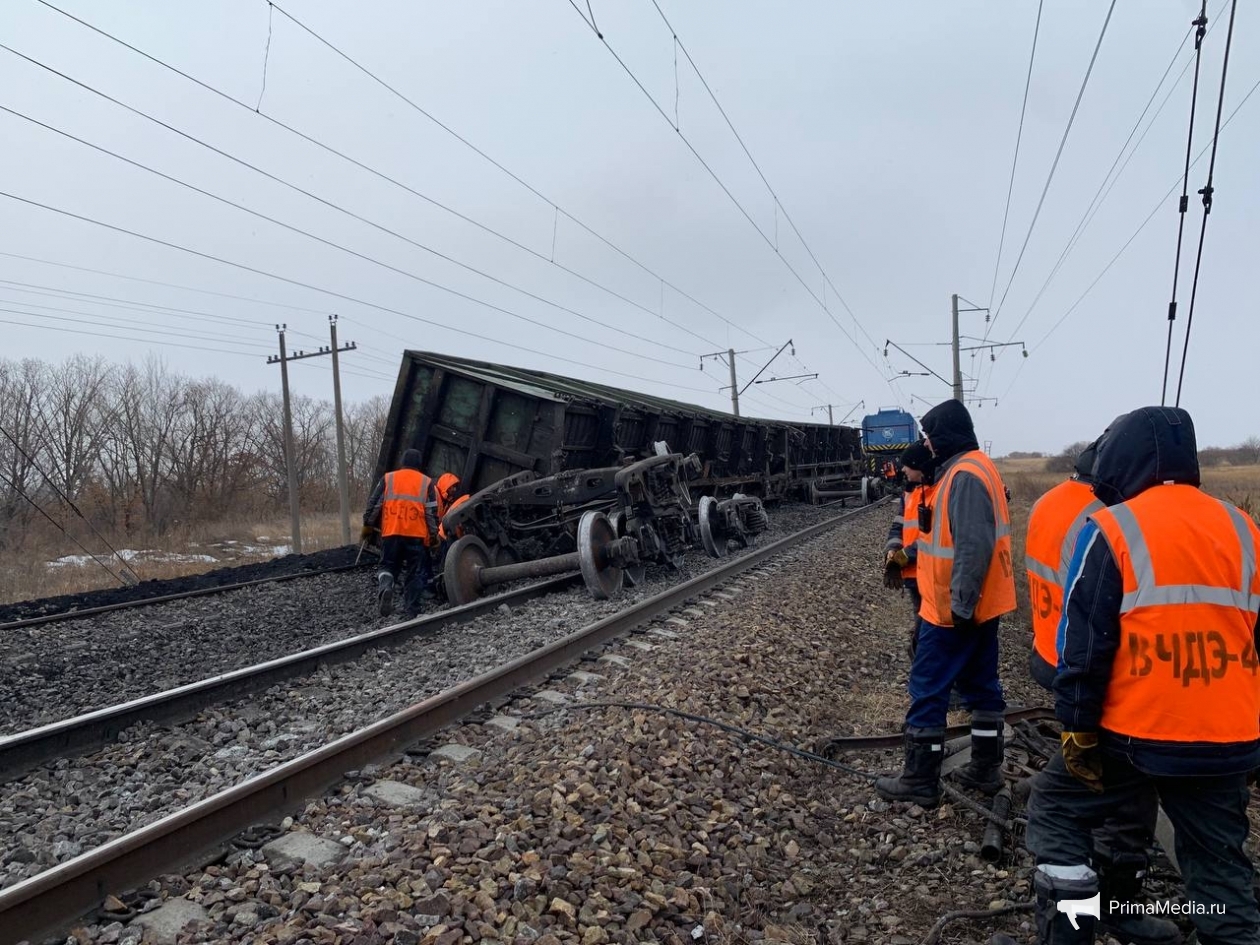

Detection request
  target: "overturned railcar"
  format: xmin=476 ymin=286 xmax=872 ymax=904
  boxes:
xmin=375 ymin=351 xmax=864 ymax=501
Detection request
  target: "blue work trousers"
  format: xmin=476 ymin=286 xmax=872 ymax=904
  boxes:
xmin=907 ymin=617 xmax=1005 ymax=729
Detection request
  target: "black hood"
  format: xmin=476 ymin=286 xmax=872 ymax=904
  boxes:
xmin=1073 ymin=439 xmax=1100 ymax=483
xmin=920 ymin=399 xmax=979 ymax=462
xmin=899 ymin=441 xmax=937 ymax=483
xmin=1090 ymin=406 xmax=1199 ymax=506
xmin=401 ymin=448 xmax=423 ymax=470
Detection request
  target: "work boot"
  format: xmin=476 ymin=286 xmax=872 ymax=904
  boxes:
xmin=376 ymin=571 xmax=395 ymax=617
xmin=952 ymin=709 xmax=1005 ymax=795
xmin=1035 ymin=866 xmax=1098 ymax=945
xmin=874 ymin=727 xmax=944 ymax=807
xmin=1098 ymin=855 xmax=1182 ymax=945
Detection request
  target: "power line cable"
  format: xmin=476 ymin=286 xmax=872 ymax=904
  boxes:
xmin=563 ymin=0 xmax=888 ymax=384
xmin=987 ymin=0 xmax=1044 ymax=310
xmin=0 ymin=297 xmax=275 ymax=349
xmin=0 ymin=66 xmax=694 ymax=371
xmin=0 ymin=279 xmax=273 ymax=330
xmin=0 ymin=250 xmax=335 ymax=315
xmin=1172 ymin=0 xmax=1238 ymax=408
xmin=1162 ymin=1 xmax=1210 ymax=405
xmin=31 ymin=0 xmax=734 ymax=351
xmin=0 ymin=189 xmax=719 ymax=394
xmin=988 ymin=0 xmax=1117 ymax=331
xmin=646 ymin=0 xmax=879 ymax=355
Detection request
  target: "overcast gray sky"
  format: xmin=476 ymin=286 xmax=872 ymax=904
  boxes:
xmin=1 ymin=0 xmax=1255 ymax=454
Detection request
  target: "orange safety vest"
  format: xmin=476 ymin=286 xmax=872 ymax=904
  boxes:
xmin=918 ymin=450 xmax=1016 ymax=627
xmin=438 ymin=493 xmax=471 ymax=541
xmin=380 ymin=468 xmax=434 ymax=540
xmin=901 ymin=484 xmax=931 ymax=581
xmin=1091 ymin=484 xmax=1260 ymax=744
xmin=1026 ymin=479 xmax=1104 ymax=668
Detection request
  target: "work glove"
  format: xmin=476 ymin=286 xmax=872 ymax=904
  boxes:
xmin=882 ymin=561 xmax=903 ymax=590
xmin=887 ymin=548 xmax=910 ymax=568
xmin=950 ymin=610 xmax=977 ymax=631
xmin=1061 ymin=731 xmax=1104 ymax=793
xmin=359 ymin=524 xmax=378 ymax=543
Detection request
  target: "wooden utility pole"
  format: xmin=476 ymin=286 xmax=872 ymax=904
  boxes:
xmin=267 ymin=322 xmax=357 ymax=553
xmin=329 ymin=315 xmax=351 ymax=545
xmin=951 ymin=293 xmax=964 ymax=403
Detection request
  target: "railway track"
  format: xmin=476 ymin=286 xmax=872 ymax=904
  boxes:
xmin=0 ymin=497 xmax=891 ymax=945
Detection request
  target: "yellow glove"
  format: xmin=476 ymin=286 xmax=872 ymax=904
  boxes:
xmin=1061 ymin=731 xmax=1103 ymax=793
xmin=359 ymin=524 xmax=378 ymax=543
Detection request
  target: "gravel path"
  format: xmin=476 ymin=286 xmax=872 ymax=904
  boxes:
xmin=0 ymin=503 xmax=834 ymax=738
xmin=0 ymin=502 xmax=846 ymax=898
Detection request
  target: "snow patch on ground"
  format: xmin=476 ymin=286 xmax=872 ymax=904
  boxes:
xmin=47 ymin=550 xmax=220 ymax=569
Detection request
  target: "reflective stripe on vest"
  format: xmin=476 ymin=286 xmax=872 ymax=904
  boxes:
xmin=917 ymin=452 xmax=1017 ymax=626
xmin=1025 ymin=479 xmax=1104 ymax=667
xmin=901 ymin=486 xmax=927 ymax=581
xmin=1091 ymin=485 xmax=1260 ymax=744
xmin=380 ymin=469 xmax=435 ymax=539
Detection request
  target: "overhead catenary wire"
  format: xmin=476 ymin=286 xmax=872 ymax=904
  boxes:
xmin=996 ymin=71 xmax=1260 ymax=404
xmin=30 ymin=0 xmax=737 ymax=353
xmin=646 ymin=0 xmax=880 ymax=356
xmin=987 ymin=0 xmax=1044 ymax=311
xmin=0 ymin=189 xmax=721 ymax=395
xmin=1162 ymin=1 xmax=1210 ymax=405
xmin=1173 ymin=0 xmax=1239 ymax=408
xmin=562 ymin=0 xmax=888 ymax=385
xmin=988 ymin=0 xmax=1118 ymax=333
xmin=0 ymin=65 xmax=695 ymax=373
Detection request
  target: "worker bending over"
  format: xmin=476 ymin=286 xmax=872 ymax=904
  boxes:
xmin=1023 ymin=436 xmax=1179 ymax=945
xmin=1026 ymin=406 xmax=1260 ymax=945
xmin=876 ymin=399 xmax=1015 ymax=806
xmin=361 ymin=448 xmax=439 ymax=618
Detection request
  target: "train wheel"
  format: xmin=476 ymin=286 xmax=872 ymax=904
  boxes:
xmin=577 ymin=510 xmax=624 ymax=600
xmin=444 ymin=535 xmax=491 ymax=606
xmin=698 ymin=495 xmax=729 ymax=558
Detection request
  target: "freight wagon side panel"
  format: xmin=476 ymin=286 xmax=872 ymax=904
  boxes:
xmin=375 ymin=355 xmax=566 ymax=489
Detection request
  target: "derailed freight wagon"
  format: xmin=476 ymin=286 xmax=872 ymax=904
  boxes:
xmin=375 ymin=352 xmax=868 ymax=601
xmin=375 ymin=351 xmax=863 ymax=499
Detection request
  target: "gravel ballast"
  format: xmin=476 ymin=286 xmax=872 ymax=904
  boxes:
xmin=18 ymin=502 xmax=1148 ymax=945
xmin=0 ymin=503 xmax=846 ymax=897
xmin=0 ymin=503 xmax=836 ymax=737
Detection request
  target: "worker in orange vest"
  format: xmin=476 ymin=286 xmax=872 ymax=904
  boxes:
xmin=361 ymin=448 xmax=439 ymax=618
xmin=884 ymin=441 xmax=936 ymax=658
xmin=1025 ymin=407 xmax=1260 ymax=945
xmin=1026 ymin=440 xmax=1105 ymax=687
xmin=1023 ymin=436 xmax=1180 ymax=945
xmin=875 ymin=399 xmax=1015 ymax=807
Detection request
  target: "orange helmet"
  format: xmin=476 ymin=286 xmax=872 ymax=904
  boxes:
xmin=436 ymin=472 xmax=460 ymax=501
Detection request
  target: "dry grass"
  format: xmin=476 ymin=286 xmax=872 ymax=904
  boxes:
xmin=0 ymin=513 xmax=351 ymax=607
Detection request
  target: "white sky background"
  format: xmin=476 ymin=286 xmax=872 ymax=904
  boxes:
xmin=0 ymin=0 xmax=1255 ymax=454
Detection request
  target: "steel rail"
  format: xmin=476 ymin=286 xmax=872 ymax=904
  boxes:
xmin=0 ymin=561 xmax=366 ymax=633
xmin=0 ymin=499 xmax=887 ymax=944
xmin=0 ymin=574 xmax=582 ymax=783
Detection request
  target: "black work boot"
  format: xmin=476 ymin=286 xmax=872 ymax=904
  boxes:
xmin=376 ymin=570 xmax=395 ymax=617
xmin=1035 ymin=866 xmax=1098 ymax=945
xmin=874 ymin=727 xmax=944 ymax=807
xmin=952 ymin=710 xmax=1005 ymax=795
xmin=1098 ymin=855 xmax=1182 ymax=945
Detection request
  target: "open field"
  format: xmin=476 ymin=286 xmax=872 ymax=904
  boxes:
xmin=0 ymin=513 xmax=350 ymax=607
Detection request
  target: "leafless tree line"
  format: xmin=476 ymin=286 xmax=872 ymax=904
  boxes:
xmin=0 ymin=354 xmax=389 ymax=549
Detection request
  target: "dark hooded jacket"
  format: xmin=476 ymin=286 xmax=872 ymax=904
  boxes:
xmin=362 ymin=448 xmax=439 ymax=536
xmin=918 ymin=400 xmax=1001 ymax=621
xmin=1054 ymin=406 xmax=1260 ymax=775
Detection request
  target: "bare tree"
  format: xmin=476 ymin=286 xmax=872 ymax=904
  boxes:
xmin=108 ymin=357 xmax=185 ymax=533
xmin=33 ymin=354 xmax=116 ymax=503
xmin=0 ymin=359 xmax=50 ymax=536
xmin=344 ymin=394 xmax=389 ymax=506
